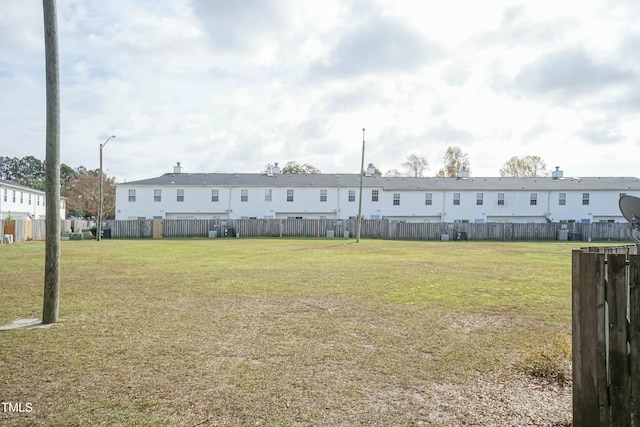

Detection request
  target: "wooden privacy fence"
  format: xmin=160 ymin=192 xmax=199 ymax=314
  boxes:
xmin=572 ymin=244 xmax=640 ymax=426
xmin=1 ymin=219 xmax=635 ymax=242
xmin=0 ymin=219 xmax=89 ymax=242
xmin=103 ymin=219 xmax=634 ymax=241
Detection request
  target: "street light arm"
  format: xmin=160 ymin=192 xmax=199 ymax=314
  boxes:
xmin=101 ymin=135 xmax=116 ymax=149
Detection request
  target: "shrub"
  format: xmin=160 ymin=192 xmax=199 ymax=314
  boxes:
xmin=517 ymin=335 xmax=571 ymax=384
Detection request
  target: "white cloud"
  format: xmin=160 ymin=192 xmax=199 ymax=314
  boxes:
xmin=1 ymin=0 xmax=640 ymax=182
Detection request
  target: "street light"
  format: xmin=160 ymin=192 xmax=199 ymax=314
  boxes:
xmin=356 ymin=128 xmax=365 ymax=243
xmin=97 ymin=135 xmax=115 ymax=241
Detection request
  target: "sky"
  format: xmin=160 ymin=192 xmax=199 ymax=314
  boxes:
xmin=1 ymin=0 xmax=639 ymax=182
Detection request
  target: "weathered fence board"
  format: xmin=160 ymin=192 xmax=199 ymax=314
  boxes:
xmin=573 ymin=245 xmax=640 ymax=426
xmin=572 ymin=250 xmax=603 ymax=426
xmin=608 ymin=254 xmax=631 ymax=426
xmin=630 ymin=256 xmax=640 ymax=424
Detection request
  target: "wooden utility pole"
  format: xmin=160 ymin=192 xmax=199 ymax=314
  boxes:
xmin=42 ymin=0 xmax=61 ymax=324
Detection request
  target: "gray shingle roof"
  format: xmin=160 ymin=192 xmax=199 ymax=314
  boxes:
xmin=0 ymin=178 xmax=46 ymax=193
xmin=118 ymin=173 xmax=640 ymax=191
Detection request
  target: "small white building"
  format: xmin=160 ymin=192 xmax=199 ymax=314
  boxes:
xmin=0 ymin=179 xmax=66 ymax=220
xmin=115 ymin=164 xmax=640 ymax=224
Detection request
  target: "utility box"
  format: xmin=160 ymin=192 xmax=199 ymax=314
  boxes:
xmin=454 ymin=231 xmax=467 ymax=241
xmin=208 ymin=230 xmax=217 ymax=238
xmin=556 ymin=230 xmax=569 ymax=241
xmin=441 ymin=234 xmax=449 ymax=241
xmin=326 ymin=230 xmax=335 ymax=238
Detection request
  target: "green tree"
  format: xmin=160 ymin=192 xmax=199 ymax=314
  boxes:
xmin=0 ymin=155 xmax=46 ymax=189
xmin=499 ymin=155 xmax=548 ymax=177
xmin=60 ymin=163 xmax=76 ymax=186
xmin=436 ymin=146 xmax=470 ymax=177
xmin=402 ymin=153 xmax=429 ymax=177
xmin=0 ymin=156 xmax=20 ymax=181
xmin=280 ymin=161 xmax=321 ymax=174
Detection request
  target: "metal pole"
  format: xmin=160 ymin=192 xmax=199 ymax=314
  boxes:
xmin=97 ymin=135 xmax=114 ymax=242
xmin=97 ymin=144 xmax=103 ymax=241
xmin=42 ymin=0 xmax=60 ymax=324
xmin=356 ymin=128 xmax=365 ymax=243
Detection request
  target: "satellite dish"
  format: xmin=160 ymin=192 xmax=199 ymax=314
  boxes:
xmin=619 ymin=195 xmax=640 ymax=242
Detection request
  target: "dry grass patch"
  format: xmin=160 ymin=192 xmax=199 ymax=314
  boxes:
xmin=0 ymin=239 xmax=575 ymax=426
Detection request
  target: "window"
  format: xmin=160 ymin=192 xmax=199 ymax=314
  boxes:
xmin=530 ymin=193 xmax=537 ymax=206
xmin=20 ymin=192 xmax=23 ymax=204
xmin=476 ymin=193 xmax=483 ymax=206
xmin=154 ymin=189 xmax=162 ymax=202
xmin=393 ymin=193 xmax=400 ymax=206
xmin=582 ymin=193 xmax=590 ymax=205
xmin=265 ymin=189 xmax=272 ymax=202
xmin=28 ymin=194 xmax=32 ymax=205
xmin=241 ymin=189 xmax=248 ymax=202
xmin=211 ymin=189 xmax=219 ymax=202
xmin=128 ymin=189 xmax=136 ymax=202
xmin=37 ymin=195 xmax=40 ymax=206
xmin=287 ymin=189 xmax=294 ymax=202
xmin=497 ymin=193 xmax=505 ymax=206
xmin=372 ymin=189 xmax=379 ymax=202
xmin=320 ymin=189 xmax=327 ymax=202
xmin=12 ymin=190 xmax=15 ymax=203
xmin=177 ymin=189 xmax=184 ymax=202
xmin=559 ymin=193 xmax=566 ymax=206
xmin=453 ymin=193 xmax=460 ymax=205
xmin=425 ymin=193 xmax=433 ymax=206
xmin=348 ymin=190 xmax=356 ymax=202
xmin=3 ymin=189 xmax=6 ymax=202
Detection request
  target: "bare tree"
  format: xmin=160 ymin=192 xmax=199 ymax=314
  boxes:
xmin=402 ymin=154 xmax=429 ymax=177
xmin=499 ymin=155 xmax=548 ymax=177
xmin=280 ymin=161 xmax=321 ymax=174
xmin=436 ymin=146 xmax=470 ymax=177
xmin=384 ymin=168 xmax=405 ymax=177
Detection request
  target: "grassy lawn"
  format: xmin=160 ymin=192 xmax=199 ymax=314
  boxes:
xmin=0 ymin=239 xmax=579 ymax=426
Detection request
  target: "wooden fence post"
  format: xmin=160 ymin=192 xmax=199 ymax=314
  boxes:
xmin=630 ymin=255 xmax=640 ymax=424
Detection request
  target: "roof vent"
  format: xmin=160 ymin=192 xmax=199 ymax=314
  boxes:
xmin=457 ymin=166 xmax=469 ymax=179
xmin=552 ymin=166 xmax=563 ymax=180
xmin=365 ymin=163 xmax=376 ymax=176
xmin=174 ymin=162 xmax=183 ymax=174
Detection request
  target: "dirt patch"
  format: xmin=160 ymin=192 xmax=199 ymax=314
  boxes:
xmin=371 ymin=372 xmax=571 ymax=426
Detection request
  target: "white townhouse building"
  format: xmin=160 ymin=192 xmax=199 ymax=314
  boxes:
xmin=0 ymin=179 xmax=66 ymax=220
xmin=115 ymin=164 xmax=640 ymax=225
